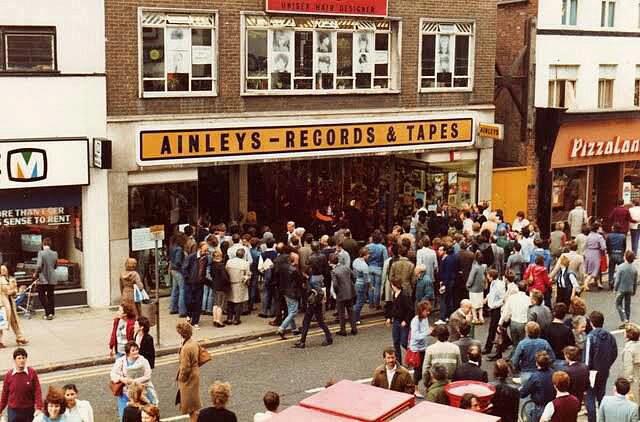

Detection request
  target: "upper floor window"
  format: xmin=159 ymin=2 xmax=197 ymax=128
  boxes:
xmin=242 ymin=14 xmax=400 ymax=95
xmin=139 ymin=9 xmax=217 ymax=98
xmin=548 ymin=65 xmax=578 ymax=108
xmin=601 ymin=0 xmax=615 ymax=27
xmin=598 ymin=64 xmax=616 ymax=109
xmin=562 ymin=0 xmax=578 ymax=25
xmin=0 ymin=26 xmax=56 ymax=72
xmin=419 ymin=20 xmax=474 ymax=92
xmin=634 ymin=65 xmax=640 ymax=107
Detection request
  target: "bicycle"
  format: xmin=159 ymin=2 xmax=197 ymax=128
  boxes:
xmin=519 ymin=398 xmax=536 ymax=422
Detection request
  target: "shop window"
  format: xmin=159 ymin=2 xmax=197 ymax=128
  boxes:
xmin=128 ymin=183 xmax=198 ymax=291
xmin=598 ymin=64 xmax=616 ymax=109
xmin=548 ymin=65 xmax=577 ymax=109
xmin=0 ymin=26 xmax=56 ymax=72
xmin=242 ymin=15 xmax=399 ymax=94
xmin=139 ymin=9 xmax=217 ymax=98
xmin=419 ymin=20 xmax=474 ymax=92
xmin=552 ymin=168 xmax=588 ymax=226
xmin=601 ymin=0 xmax=615 ymax=27
xmin=562 ymin=0 xmax=578 ymax=25
xmin=0 ymin=187 xmax=82 ymax=290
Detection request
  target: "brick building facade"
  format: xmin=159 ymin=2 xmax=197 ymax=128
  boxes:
xmin=103 ymin=0 xmax=498 ymax=303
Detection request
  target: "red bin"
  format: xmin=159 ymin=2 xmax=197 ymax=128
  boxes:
xmin=444 ymin=380 xmax=496 ymax=411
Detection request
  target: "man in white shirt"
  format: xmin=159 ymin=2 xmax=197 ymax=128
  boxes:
xmin=499 ymin=282 xmax=530 ymax=353
xmin=567 ymin=200 xmax=588 ymax=239
xmin=64 ymin=384 xmax=94 ymax=422
xmin=254 ymin=391 xmax=279 ymax=422
xmin=512 ymin=210 xmax=530 ymax=234
xmin=286 ymin=221 xmax=295 ymax=243
xmin=410 ymin=199 xmax=428 ymax=236
xmin=227 ymin=234 xmax=253 ymax=265
xmin=630 ymin=199 xmax=640 ymax=255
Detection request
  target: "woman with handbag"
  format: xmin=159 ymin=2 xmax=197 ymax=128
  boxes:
xmin=407 ymin=300 xmax=432 ymax=390
xmin=0 ymin=265 xmax=28 ymax=347
xmin=176 ymin=321 xmax=201 ymax=422
xmin=120 ymin=258 xmax=145 ymax=317
xmin=110 ymin=341 xmax=157 ymax=420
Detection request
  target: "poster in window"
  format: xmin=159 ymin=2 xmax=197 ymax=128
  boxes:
xmin=316 ymin=31 xmax=332 ymax=53
xmin=375 ymin=50 xmax=388 ymax=64
xmin=167 ymin=50 xmax=190 ymax=74
xmin=437 ymin=34 xmax=451 ymax=73
xmin=316 ymin=53 xmax=333 ymax=73
xmin=272 ymin=30 xmax=292 ymax=52
xmin=192 ymin=46 xmax=212 ymax=65
xmin=354 ymin=33 xmax=372 ymax=73
xmin=167 ymin=28 xmax=190 ymax=51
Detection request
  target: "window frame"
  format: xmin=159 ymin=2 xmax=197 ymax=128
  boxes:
xmin=240 ymin=12 xmax=402 ymax=96
xmin=561 ymin=0 xmax=578 ymax=26
xmin=418 ymin=18 xmax=475 ymax=93
xmin=137 ymin=7 xmax=219 ymax=99
xmin=597 ymin=64 xmax=616 ymax=109
xmin=547 ymin=65 xmax=578 ymax=109
xmin=634 ymin=65 xmax=640 ymax=107
xmin=600 ymin=0 xmax=616 ymax=28
xmin=0 ymin=26 xmax=57 ymax=73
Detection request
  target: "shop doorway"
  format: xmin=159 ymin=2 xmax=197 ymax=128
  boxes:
xmin=593 ymin=163 xmax=622 ymax=225
xmin=198 ymin=166 xmax=230 ymax=225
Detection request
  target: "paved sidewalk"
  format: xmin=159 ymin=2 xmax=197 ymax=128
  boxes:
xmin=0 ymin=298 xmax=383 ymax=375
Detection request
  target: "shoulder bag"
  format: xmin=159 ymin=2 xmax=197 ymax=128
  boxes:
xmin=198 ymin=344 xmax=211 ymax=367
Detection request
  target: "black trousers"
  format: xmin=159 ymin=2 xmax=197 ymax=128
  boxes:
xmin=300 ymin=303 xmax=332 ymax=344
xmin=184 ymin=283 xmax=203 ymax=325
xmin=484 ymin=307 xmax=501 ymax=352
xmin=38 ymin=284 xmax=55 ymax=316
xmin=336 ymin=299 xmax=356 ymax=332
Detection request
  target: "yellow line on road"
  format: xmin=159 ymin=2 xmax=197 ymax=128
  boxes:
xmin=39 ymin=319 xmax=385 ymax=384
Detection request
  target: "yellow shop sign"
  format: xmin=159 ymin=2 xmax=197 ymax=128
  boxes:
xmin=137 ymin=117 xmax=474 ymax=166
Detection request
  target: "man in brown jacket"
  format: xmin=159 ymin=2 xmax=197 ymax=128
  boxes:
xmin=389 ymin=246 xmax=415 ymax=297
xmin=371 ymin=347 xmax=415 ymax=394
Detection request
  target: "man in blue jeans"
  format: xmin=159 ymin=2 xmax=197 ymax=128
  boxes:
xmin=584 ymin=311 xmax=618 ymax=422
xmin=182 ymin=242 xmax=210 ymax=328
xmin=366 ymin=232 xmax=388 ymax=309
xmin=169 ymin=233 xmax=187 ymax=317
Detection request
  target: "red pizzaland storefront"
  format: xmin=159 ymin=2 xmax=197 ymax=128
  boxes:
xmin=549 ymin=112 xmax=640 ymax=227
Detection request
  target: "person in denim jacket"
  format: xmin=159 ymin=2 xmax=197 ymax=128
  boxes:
xmin=352 ymin=248 xmax=370 ymax=324
xmin=366 ymin=232 xmax=388 ymax=309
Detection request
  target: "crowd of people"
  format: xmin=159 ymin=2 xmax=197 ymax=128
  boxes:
xmin=4 ymin=197 xmax=640 ymax=421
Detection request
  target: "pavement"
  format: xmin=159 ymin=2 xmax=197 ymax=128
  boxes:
xmin=0 ymin=297 xmax=383 ymax=375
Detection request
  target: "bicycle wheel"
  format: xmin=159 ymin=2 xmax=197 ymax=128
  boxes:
xmin=520 ymin=399 xmax=536 ymax=422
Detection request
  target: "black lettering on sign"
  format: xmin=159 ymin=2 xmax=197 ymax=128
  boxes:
xmin=251 ymin=132 xmax=261 ymax=150
xmin=354 ymin=128 xmax=362 ymax=144
xmin=285 ymin=131 xmax=295 ymax=148
xmin=177 ymin=135 xmax=183 ymax=153
xmin=189 ymin=135 xmax=199 ymax=153
xmin=440 ymin=124 xmax=448 ymax=139
xmin=428 ymin=124 xmax=437 ymax=140
xmin=220 ymin=133 xmax=229 ymax=151
xmin=451 ymin=123 xmax=459 ymax=138
xmin=340 ymin=128 xmax=349 ymax=145
xmin=326 ymin=129 xmax=336 ymax=146
xmin=313 ymin=130 xmax=322 ymax=146
xmin=235 ymin=132 xmax=246 ymax=150
xmin=406 ymin=125 xmax=415 ymax=141
xmin=300 ymin=130 xmax=309 ymax=147
xmin=205 ymin=134 xmax=215 ymax=152
xmin=366 ymin=127 xmax=375 ymax=143
xmin=160 ymin=136 xmax=172 ymax=154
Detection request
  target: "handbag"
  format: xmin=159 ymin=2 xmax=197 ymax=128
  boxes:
xmin=198 ymin=345 xmax=211 ymax=367
xmin=134 ymin=284 xmax=150 ymax=303
xmin=109 ymin=380 xmax=124 ymax=396
xmin=403 ymin=332 xmax=421 ymax=368
xmin=599 ymin=254 xmax=608 ymax=274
